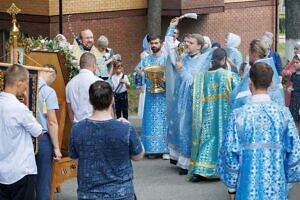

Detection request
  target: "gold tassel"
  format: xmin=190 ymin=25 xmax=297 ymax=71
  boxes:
xmin=42 ymin=99 xmax=47 ymax=114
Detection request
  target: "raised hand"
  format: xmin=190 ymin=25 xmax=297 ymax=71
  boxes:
xmin=170 ymin=17 xmax=180 ymax=28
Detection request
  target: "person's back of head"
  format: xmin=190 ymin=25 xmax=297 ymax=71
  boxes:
xmin=261 ymin=35 xmax=273 ymax=49
xmin=89 ymin=80 xmax=112 ymax=111
xmin=79 ymin=52 xmax=96 ymax=70
xmin=250 ymin=62 xmax=273 ymax=90
xmin=97 ymin=35 xmax=109 ymax=49
xmin=249 ymin=39 xmax=268 ymax=59
xmin=5 ymin=64 xmax=29 ymax=87
xmin=226 ymin=32 xmax=241 ymax=48
xmin=211 ymin=48 xmax=227 ymax=69
xmin=263 ymin=31 xmax=274 ymax=40
xmin=41 ymin=64 xmax=57 ymax=85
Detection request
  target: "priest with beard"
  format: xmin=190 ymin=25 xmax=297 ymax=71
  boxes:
xmin=71 ymin=29 xmax=104 ymax=71
xmin=135 ymin=35 xmax=169 ymax=159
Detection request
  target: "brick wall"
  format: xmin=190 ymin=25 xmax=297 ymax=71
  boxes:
xmin=0 ymin=1 xmax=275 ymax=72
xmin=0 ymin=0 xmax=147 ymax=16
xmin=57 ymin=13 xmax=148 ymax=73
xmin=162 ymin=4 xmax=275 ymax=62
xmin=0 ymin=0 xmax=50 ymax=15
xmin=54 ymin=0 xmax=147 ymax=15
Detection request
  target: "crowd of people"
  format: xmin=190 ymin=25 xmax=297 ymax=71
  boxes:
xmin=1 ymin=15 xmax=300 ymax=200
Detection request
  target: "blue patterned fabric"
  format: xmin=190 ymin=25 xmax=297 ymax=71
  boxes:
xmin=138 ymin=54 xmax=169 ymax=153
xmin=269 ymin=50 xmax=282 ymax=75
xmin=133 ymin=60 xmax=146 ymax=89
xmin=217 ymin=95 xmax=300 ymax=200
xmin=231 ymin=58 xmax=284 ymax=109
xmin=225 ymin=47 xmax=243 ymax=72
xmin=188 ymin=68 xmax=240 ymax=178
xmin=69 ymin=119 xmax=143 ymax=200
xmin=168 ymin=50 xmax=212 ymax=160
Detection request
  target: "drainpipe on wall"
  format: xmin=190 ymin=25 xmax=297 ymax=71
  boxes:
xmin=59 ymin=0 xmax=63 ymax=34
xmin=275 ymin=0 xmax=279 ymax=51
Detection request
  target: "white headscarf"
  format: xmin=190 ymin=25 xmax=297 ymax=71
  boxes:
xmin=261 ymin=32 xmax=274 ymax=48
xmin=203 ymin=36 xmax=212 ymax=48
xmin=226 ymin=33 xmax=241 ymax=48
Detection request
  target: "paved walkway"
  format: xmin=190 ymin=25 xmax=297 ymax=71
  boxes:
xmin=54 ymin=116 xmax=300 ymax=199
xmin=55 ymin=158 xmax=300 ymax=200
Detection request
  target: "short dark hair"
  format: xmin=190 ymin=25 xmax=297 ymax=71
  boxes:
xmin=113 ymin=60 xmax=122 ymax=68
xmin=211 ymin=48 xmax=227 ymax=68
xmin=80 ymin=52 xmax=96 ymax=69
xmin=89 ymin=81 xmax=113 ymax=111
xmin=43 ymin=64 xmax=57 ymax=74
xmin=5 ymin=64 xmax=29 ymax=86
xmin=148 ymin=34 xmax=162 ymax=43
xmin=250 ymin=62 xmax=273 ymax=90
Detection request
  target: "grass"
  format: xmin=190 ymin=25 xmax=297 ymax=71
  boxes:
xmin=278 ymin=42 xmax=286 ymax=64
xmin=127 ymin=73 xmax=139 ymax=115
xmin=128 ymin=87 xmax=139 ymax=115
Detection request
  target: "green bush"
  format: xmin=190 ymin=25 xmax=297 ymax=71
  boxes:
xmin=279 ymin=14 xmax=285 ymax=34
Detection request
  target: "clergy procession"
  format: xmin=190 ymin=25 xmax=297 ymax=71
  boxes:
xmin=1 ymin=1 xmax=300 ymax=200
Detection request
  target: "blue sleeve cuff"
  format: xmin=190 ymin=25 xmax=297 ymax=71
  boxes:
xmin=166 ymin=26 xmax=175 ymax=37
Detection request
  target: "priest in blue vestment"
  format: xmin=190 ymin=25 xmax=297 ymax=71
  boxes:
xmin=165 ymin=18 xmax=213 ymax=174
xmin=217 ymin=61 xmax=300 ymax=200
xmin=188 ymin=48 xmax=240 ymax=181
xmin=231 ymin=39 xmax=284 ymax=109
xmin=135 ymin=35 xmax=169 ymax=157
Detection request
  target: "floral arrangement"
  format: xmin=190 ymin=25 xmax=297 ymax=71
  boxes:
xmin=27 ymin=36 xmax=79 ymax=79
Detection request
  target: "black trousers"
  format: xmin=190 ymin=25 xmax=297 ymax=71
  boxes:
xmin=115 ymin=91 xmax=128 ymax=119
xmin=0 ymin=174 xmax=36 ymax=200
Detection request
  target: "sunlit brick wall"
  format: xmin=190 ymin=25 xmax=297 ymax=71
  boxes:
xmin=50 ymin=0 xmax=147 ymax=15
xmin=0 ymin=0 xmax=147 ymax=16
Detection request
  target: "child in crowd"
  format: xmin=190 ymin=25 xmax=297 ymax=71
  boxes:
xmin=289 ymin=55 xmax=300 ymax=131
xmin=111 ymin=61 xmax=130 ymax=119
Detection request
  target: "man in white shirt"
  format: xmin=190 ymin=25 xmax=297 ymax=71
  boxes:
xmin=0 ymin=64 xmax=42 ymax=200
xmin=66 ymin=52 xmax=102 ymax=123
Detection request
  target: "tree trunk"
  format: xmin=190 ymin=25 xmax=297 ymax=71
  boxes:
xmin=147 ymin=0 xmax=162 ymax=36
xmin=285 ymin=0 xmax=300 ymax=61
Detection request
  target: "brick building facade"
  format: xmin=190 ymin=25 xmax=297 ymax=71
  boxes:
xmin=0 ymin=0 xmax=277 ymax=72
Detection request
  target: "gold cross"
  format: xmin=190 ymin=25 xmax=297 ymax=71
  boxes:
xmin=6 ymin=3 xmax=21 ymax=19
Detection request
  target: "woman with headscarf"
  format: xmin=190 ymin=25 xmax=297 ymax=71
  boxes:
xmin=282 ymin=42 xmax=300 ymax=107
xmin=224 ymin=33 xmax=243 ymax=73
xmin=188 ymin=48 xmax=240 ymax=182
xmin=261 ymin=31 xmax=282 ymax=75
xmin=201 ymin=36 xmax=212 ymax=54
xmin=231 ymin=39 xmax=285 ymax=109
